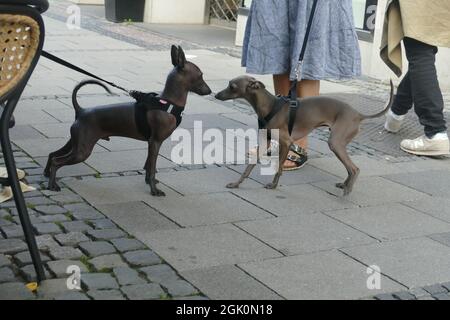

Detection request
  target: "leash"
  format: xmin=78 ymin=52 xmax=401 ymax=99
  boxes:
xmin=41 ymin=50 xmax=131 ymax=95
xmin=288 ymin=0 xmax=319 ymax=135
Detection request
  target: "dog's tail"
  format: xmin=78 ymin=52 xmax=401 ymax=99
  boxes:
xmin=72 ymin=80 xmax=113 ymax=118
xmin=360 ymin=79 xmax=394 ymax=120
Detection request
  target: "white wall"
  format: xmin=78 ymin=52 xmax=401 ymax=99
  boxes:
xmin=144 ymin=0 xmax=207 ymax=24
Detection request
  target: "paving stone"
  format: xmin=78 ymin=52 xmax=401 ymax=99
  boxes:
xmin=374 ymin=293 xmax=397 ymax=300
xmin=418 ymin=296 xmax=436 ymax=300
xmin=37 ymin=279 xmax=74 ymax=299
xmin=313 ymin=177 xmax=428 ymax=207
xmin=123 ymin=250 xmax=162 ymax=267
xmin=110 ymin=238 xmax=146 ymax=252
xmin=408 ymin=287 xmax=431 ymax=298
xmin=89 ymin=254 xmax=126 ymax=271
xmin=240 ymin=250 xmax=404 ymax=299
xmin=79 ymin=241 xmax=116 ymax=257
xmin=433 ymin=293 xmax=450 ymax=300
xmin=329 ymin=204 xmax=450 ymax=241
xmin=54 ymin=232 xmax=89 ymax=246
xmin=54 ymin=291 xmax=90 ymax=300
xmin=113 ymin=266 xmax=145 ymax=286
xmin=403 ymin=197 xmax=450 ymax=223
xmin=423 ymin=284 xmax=448 ymax=295
xmin=161 ymin=279 xmax=198 ymax=297
xmin=140 ymin=264 xmax=179 ymax=283
xmin=0 ymin=266 xmax=16 ymax=283
xmin=174 ymin=296 xmax=209 ymax=300
xmin=1 ymin=224 xmax=24 ymax=238
xmin=39 ymin=214 xmax=71 ymax=223
xmin=61 ymin=221 xmax=93 ymax=233
xmin=0 ymin=254 xmax=10 ymax=267
xmin=181 ymin=265 xmax=282 ymax=300
xmin=121 ymin=283 xmax=165 ymax=300
xmin=14 ymin=251 xmax=50 ymax=267
xmin=20 ymin=264 xmax=52 ymax=282
xmin=86 ymin=229 xmax=126 ymax=241
xmin=0 ymin=218 xmax=13 ymax=227
xmin=66 ymin=175 xmax=178 ymax=205
xmin=97 ymin=201 xmax=179 ymax=234
xmin=88 ymin=289 xmax=125 ymax=300
xmin=26 ymin=197 xmax=55 ymax=207
xmin=0 ymin=282 xmax=34 ymax=300
xmin=14 ymin=215 xmax=42 ymax=225
xmin=0 ymin=238 xmax=27 ymax=254
xmin=48 ymin=246 xmax=83 ymax=260
xmin=89 ymin=219 xmax=116 ymax=230
xmin=81 ymin=273 xmax=119 ymax=290
xmin=392 ymin=291 xmax=416 ymax=300
xmin=236 ymin=214 xmax=375 ymax=255
xmin=342 ymin=238 xmax=450 ymax=288
xmin=35 ymin=234 xmax=60 ymax=251
xmin=64 ymin=203 xmax=104 ymax=220
xmin=141 ymin=224 xmax=281 ymax=271
xmin=385 ymin=170 xmax=450 ymax=197
xmin=46 ymin=260 xmax=88 ymax=278
xmin=0 ymin=210 xmax=10 ymax=219
xmin=442 ymin=282 xmax=450 ymax=291
xmin=33 ymin=223 xmax=62 ymax=235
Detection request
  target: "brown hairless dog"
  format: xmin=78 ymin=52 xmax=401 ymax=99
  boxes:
xmin=215 ymin=76 xmax=394 ymax=195
xmin=44 ymin=46 xmax=211 ymax=196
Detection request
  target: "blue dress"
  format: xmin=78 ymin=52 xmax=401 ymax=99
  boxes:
xmin=242 ymin=0 xmax=362 ymax=80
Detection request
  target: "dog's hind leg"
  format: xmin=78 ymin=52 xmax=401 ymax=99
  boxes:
xmin=47 ymin=136 xmax=96 ymax=191
xmin=44 ymin=139 xmax=73 ymax=177
xmin=328 ymin=125 xmax=360 ymax=195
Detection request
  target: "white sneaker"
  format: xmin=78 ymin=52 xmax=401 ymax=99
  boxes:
xmin=400 ymin=133 xmax=450 ymax=156
xmin=384 ymin=109 xmax=406 ymax=133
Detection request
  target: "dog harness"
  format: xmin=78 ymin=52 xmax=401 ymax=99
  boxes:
xmin=257 ymin=96 xmax=290 ymax=131
xmin=131 ymin=91 xmax=184 ymax=140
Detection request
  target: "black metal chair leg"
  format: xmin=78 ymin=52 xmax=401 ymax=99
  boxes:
xmin=0 ymin=126 xmax=45 ymax=282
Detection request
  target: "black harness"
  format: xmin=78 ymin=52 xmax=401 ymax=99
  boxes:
xmin=257 ymin=96 xmax=290 ymax=131
xmin=131 ymin=91 xmax=184 ymax=140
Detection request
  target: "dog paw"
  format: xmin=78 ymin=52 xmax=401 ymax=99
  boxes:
xmin=47 ymin=183 xmax=61 ymax=192
xmin=226 ymin=182 xmax=239 ymax=189
xmin=335 ymin=183 xmax=345 ymax=189
xmin=264 ymin=183 xmax=277 ymax=189
xmin=151 ymin=189 xmax=166 ymax=197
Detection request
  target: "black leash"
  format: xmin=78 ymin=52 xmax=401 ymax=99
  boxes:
xmin=288 ymin=0 xmax=319 ymax=135
xmin=41 ymin=50 xmax=131 ymax=95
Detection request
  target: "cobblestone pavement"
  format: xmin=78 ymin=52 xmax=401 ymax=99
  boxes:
xmin=1 ymin=1 xmax=450 ymax=300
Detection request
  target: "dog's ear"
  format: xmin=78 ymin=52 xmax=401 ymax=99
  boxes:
xmin=177 ymin=46 xmax=186 ymax=69
xmin=171 ymin=45 xmax=179 ymax=67
xmin=248 ymin=80 xmax=265 ymax=90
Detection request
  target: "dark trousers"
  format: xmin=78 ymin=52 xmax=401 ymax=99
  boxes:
xmin=391 ymin=37 xmax=447 ymax=138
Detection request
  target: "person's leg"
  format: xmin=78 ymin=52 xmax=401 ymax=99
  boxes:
xmin=391 ymin=71 xmax=413 ymax=116
xmin=385 ymin=72 xmax=412 ymax=132
xmin=273 ymin=73 xmax=320 ymax=169
xmin=399 ymin=37 xmax=449 ymax=156
xmin=403 ymin=37 xmax=447 ymax=137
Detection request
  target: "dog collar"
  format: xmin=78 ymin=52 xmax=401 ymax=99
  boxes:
xmin=258 ymin=96 xmax=290 ymax=129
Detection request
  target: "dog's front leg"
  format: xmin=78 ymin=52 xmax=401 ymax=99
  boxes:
xmin=226 ymin=164 xmax=256 ymax=189
xmin=147 ymin=139 xmax=165 ymax=196
xmin=265 ymin=140 xmax=289 ymax=189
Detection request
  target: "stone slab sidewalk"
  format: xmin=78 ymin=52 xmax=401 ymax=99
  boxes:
xmin=1 ymin=2 xmax=450 ymax=300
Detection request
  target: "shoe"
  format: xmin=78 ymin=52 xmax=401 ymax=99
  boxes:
xmin=384 ymin=109 xmax=405 ymax=133
xmin=400 ymin=133 xmax=450 ymax=156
